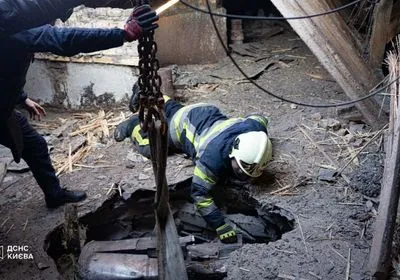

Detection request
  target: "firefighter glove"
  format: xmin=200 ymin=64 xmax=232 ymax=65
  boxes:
xmin=124 ymin=5 xmax=159 ymax=42
xmin=216 ymin=223 xmax=238 ymax=244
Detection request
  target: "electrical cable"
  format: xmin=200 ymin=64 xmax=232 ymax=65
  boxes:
xmin=204 ymin=0 xmax=399 ymax=108
xmin=181 ymin=0 xmax=362 ymax=21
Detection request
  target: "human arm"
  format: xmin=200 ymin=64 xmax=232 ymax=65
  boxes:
xmin=11 ymin=25 xmax=126 ymax=57
xmin=0 ymin=0 xmax=81 ymax=36
xmin=191 ymin=161 xmax=238 ymax=243
xmin=9 ymin=4 xmax=158 ymax=56
xmin=18 ymin=91 xmax=46 ymax=120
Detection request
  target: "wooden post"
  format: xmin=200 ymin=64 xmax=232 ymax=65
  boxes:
xmin=369 ymin=0 xmax=393 ymax=70
xmin=368 ymin=51 xmax=400 ymax=279
xmin=270 ymin=0 xmax=387 ymax=129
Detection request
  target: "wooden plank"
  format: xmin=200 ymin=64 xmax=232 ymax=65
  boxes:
xmin=369 ymin=0 xmax=393 ymax=70
xmin=270 ymin=0 xmax=387 ymax=129
xmin=368 ymin=52 xmax=400 ymax=279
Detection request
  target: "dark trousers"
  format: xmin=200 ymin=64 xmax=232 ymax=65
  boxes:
xmin=0 ymin=111 xmax=60 ymax=197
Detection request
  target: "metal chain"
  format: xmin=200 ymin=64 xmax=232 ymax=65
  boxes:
xmin=137 ymin=28 xmax=166 ymax=132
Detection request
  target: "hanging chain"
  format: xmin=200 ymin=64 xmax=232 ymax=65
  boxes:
xmin=137 ymin=25 xmax=166 ymax=133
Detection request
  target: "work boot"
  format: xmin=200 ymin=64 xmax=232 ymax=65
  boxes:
xmin=45 ymin=188 xmax=87 ymax=208
xmin=114 ymin=118 xmax=133 ymax=142
xmin=129 ymin=82 xmax=140 ymax=113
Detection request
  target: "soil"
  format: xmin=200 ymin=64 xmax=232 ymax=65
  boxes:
xmin=0 ymin=22 xmax=389 ymax=280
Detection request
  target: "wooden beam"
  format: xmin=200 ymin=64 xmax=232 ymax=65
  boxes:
xmin=368 ymin=52 xmax=400 ymax=279
xmin=388 ymin=0 xmax=400 ymax=43
xmin=369 ymin=0 xmax=393 ymax=70
xmin=270 ymin=0 xmax=387 ymax=129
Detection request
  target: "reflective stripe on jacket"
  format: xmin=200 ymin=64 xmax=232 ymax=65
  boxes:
xmin=169 ymin=103 xmax=269 ymax=228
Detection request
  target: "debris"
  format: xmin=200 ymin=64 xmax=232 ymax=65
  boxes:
xmin=352 ymin=138 xmax=364 ymax=148
xmin=239 ymin=267 xmax=250 ymax=272
xmin=305 ymin=72 xmax=335 ymax=82
xmin=52 ymin=119 xmax=78 ymax=137
xmin=318 ymin=118 xmax=341 ymax=131
xmin=290 ymin=104 xmax=297 ymax=109
xmin=366 ymin=200 xmax=374 ymax=209
xmin=338 ymin=203 xmax=364 ymax=206
xmin=278 ymin=273 xmax=309 ymax=280
xmin=345 ymin=248 xmax=351 ymax=280
xmin=73 ymin=164 xmax=113 ymax=169
xmin=337 ymin=128 xmax=348 ymax=136
xmin=230 ymin=43 xmax=259 ymax=58
xmin=337 ymin=124 xmax=387 ymax=176
xmin=138 ymin=173 xmax=151 ymax=181
xmin=68 ymin=144 xmax=73 ymax=173
xmin=1 ymin=217 xmax=10 ymax=228
xmin=318 ymin=168 xmax=338 ymax=182
xmin=348 ymin=122 xmax=365 ymax=134
xmin=127 ymin=151 xmax=148 ymax=163
xmin=37 ymin=262 xmax=50 ymax=270
xmin=308 ymin=271 xmax=322 ymax=280
xmin=106 ymin=183 xmax=122 ymax=196
xmin=22 ymin=218 xmax=28 ymax=231
xmin=55 ymin=145 xmax=91 ymax=176
xmin=7 ymin=160 xmax=29 ymax=173
xmin=310 ymin=113 xmax=322 ymax=121
xmin=337 ymin=105 xmax=363 ymax=122
xmin=298 ymin=125 xmax=349 ymax=183
xmin=296 ymin=215 xmax=308 ymax=255
xmin=6 ymin=223 xmax=14 ymax=234
xmin=69 ymin=135 xmax=87 ymax=154
xmin=0 ymin=162 xmax=7 ymax=185
xmin=269 ymin=177 xmax=311 ymax=195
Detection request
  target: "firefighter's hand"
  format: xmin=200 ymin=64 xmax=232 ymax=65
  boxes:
xmin=216 ymin=224 xmax=238 ymax=243
xmin=24 ymin=98 xmax=46 ymax=121
xmin=124 ymin=5 xmax=159 ymax=42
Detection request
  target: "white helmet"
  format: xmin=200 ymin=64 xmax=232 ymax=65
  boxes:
xmin=229 ymin=131 xmax=272 ymax=178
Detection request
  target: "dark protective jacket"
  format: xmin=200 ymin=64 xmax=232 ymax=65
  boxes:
xmin=169 ymin=103 xmax=269 ymax=229
xmin=0 ymin=24 xmax=125 ymax=121
xmin=0 ymin=24 xmax=125 ymax=161
xmin=0 ymin=0 xmax=81 ymax=36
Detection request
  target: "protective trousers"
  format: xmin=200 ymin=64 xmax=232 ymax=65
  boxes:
xmin=0 ymin=111 xmax=61 ymax=197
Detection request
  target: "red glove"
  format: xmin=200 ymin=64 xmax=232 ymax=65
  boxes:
xmin=124 ymin=5 xmax=159 ymax=42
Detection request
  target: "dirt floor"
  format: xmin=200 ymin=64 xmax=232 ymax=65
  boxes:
xmin=0 ymin=21 xmax=391 ymax=279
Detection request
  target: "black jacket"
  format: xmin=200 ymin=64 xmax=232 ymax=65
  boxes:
xmin=0 ymin=0 xmax=81 ymax=36
xmin=0 ymin=24 xmax=125 ymax=121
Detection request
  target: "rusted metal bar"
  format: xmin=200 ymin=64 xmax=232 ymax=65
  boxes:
xmin=148 ymin=120 xmax=188 ymax=280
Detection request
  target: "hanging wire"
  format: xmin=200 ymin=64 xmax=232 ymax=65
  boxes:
xmin=180 ymin=0 xmax=363 ymax=21
xmin=203 ymin=0 xmax=399 ymax=108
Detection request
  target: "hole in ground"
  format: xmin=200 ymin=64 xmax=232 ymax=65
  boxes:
xmin=44 ymin=178 xmax=295 ymax=279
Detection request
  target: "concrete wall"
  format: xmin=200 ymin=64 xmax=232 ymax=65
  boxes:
xmin=25 ymin=3 xmax=227 ymax=108
xmin=25 ymin=60 xmax=137 ymax=108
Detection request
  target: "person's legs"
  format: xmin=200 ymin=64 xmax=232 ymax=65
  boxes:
xmin=15 ymin=111 xmax=86 ymax=207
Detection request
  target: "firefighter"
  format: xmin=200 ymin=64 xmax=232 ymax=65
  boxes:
xmin=114 ymin=83 xmax=273 ymax=243
xmin=0 ymin=5 xmax=158 ymax=208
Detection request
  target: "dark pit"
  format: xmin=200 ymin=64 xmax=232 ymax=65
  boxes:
xmin=44 ymin=178 xmax=295 ymax=279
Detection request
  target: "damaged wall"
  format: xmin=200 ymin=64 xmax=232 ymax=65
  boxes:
xmin=25 ymin=61 xmax=137 ymax=108
xmin=26 ymin=2 xmax=227 ymax=108
xmin=25 ymin=6 xmax=138 ymax=109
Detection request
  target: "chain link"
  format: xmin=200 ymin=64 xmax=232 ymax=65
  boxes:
xmin=137 ymin=26 xmax=166 ymax=132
